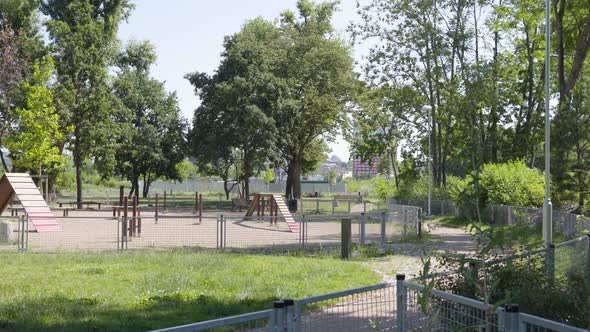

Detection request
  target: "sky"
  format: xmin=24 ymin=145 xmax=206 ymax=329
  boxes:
xmin=117 ymin=0 xmax=365 ymax=162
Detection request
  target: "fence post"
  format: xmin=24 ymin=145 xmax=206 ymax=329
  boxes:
xmin=502 ymin=304 xmax=520 ymax=332
xmin=284 ymin=299 xmax=294 ymax=332
xmin=360 ymin=213 xmax=366 ymax=245
xmin=341 ymin=218 xmax=352 ymax=259
xmin=163 ymin=191 xmax=167 ymax=214
xmin=403 ymin=210 xmax=408 ymax=240
xmin=332 ymin=198 xmax=335 ymax=215
xmin=363 ymin=201 xmax=367 ymax=214
xmin=272 ymin=300 xmax=286 ymax=332
xmin=586 ymin=233 xmax=590 ymax=280
xmin=347 ymin=200 xmax=351 ymax=213
xmin=380 ymin=212 xmax=386 ymax=247
xmin=299 ymin=216 xmax=307 ymax=249
xmin=154 ymin=193 xmax=159 ymax=224
xmin=396 ymin=274 xmax=407 ymax=332
xmin=546 ymin=243 xmax=555 ymax=287
xmin=507 ymin=205 xmax=513 ymax=225
xmin=417 ymin=209 xmax=422 ymax=239
xmin=316 ymin=198 xmax=320 ymax=214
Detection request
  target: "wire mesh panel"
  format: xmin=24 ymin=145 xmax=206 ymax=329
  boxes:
xmin=124 ymin=216 xmax=217 ymax=250
xmin=404 ymin=282 xmax=498 ymax=332
xmin=0 ymin=217 xmax=19 ymax=252
xmin=554 ymin=236 xmax=590 ymax=282
xmin=295 ymin=283 xmax=396 ymax=331
xmin=222 ymin=216 xmax=302 ymax=250
xmin=24 ymin=216 xmax=119 ymax=252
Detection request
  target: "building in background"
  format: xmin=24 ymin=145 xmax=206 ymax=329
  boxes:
xmin=353 ymin=158 xmax=380 ymax=179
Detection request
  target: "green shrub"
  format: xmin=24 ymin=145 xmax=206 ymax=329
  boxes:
xmin=452 ymin=161 xmax=544 ymax=208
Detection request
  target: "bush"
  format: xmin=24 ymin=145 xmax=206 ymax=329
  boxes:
xmin=452 ymin=161 xmax=545 ymax=208
xmin=396 ymin=175 xmax=461 ymax=200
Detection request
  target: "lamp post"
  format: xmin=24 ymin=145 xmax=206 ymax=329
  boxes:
xmin=422 ymin=105 xmax=433 ymax=216
xmin=543 ymin=0 xmax=552 ymax=246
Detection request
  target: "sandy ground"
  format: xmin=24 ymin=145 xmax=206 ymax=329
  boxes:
xmin=0 ymin=206 xmax=393 ymax=252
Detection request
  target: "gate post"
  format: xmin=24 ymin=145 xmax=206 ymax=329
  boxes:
xmin=380 ymin=212 xmax=386 ymax=247
xmin=360 ymin=213 xmax=366 ymax=245
xmin=396 ymin=274 xmax=407 ymax=332
xmin=546 ymin=243 xmax=555 ymax=286
xmin=341 ymin=218 xmax=351 ymax=259
xmin=502 ymin=304 xmax=520 ymax=332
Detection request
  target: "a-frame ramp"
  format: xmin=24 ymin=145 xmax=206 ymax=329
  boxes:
xmin=245 ymin=193 xmax=299 ymax=233
xmin=271 ymin=194 xmax=299 ymax=233
xmin=0 ymin=173 xmax=60 ymax=232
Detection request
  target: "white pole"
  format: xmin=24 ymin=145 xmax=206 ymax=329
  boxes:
xmin=422 ymin=105 xmax=433 ymax=216
xmin=543 ymin=0 xmax=552 ymax=245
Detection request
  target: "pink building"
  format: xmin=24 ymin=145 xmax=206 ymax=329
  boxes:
xmin=353 ymin=158 xmax=380 ymax=178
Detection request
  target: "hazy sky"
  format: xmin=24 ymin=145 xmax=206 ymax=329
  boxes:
xmin=117 ymin=0 xmax=364 ymax=161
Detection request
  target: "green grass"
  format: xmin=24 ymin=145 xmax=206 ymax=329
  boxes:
xmin=0 ymin=251 xmax=380 ymax=331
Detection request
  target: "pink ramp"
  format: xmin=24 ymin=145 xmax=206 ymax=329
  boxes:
xmin=0 ymin=173 xmax=60 ymax=232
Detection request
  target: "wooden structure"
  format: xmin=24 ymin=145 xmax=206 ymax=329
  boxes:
xmin=245 ymin=194 xmax=299 ymax=233
xmin=0 ymin=173 xmax=60 ymax=232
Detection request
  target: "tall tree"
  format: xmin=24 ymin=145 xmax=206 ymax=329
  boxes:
xmin=186 ymin=18 xmax=281 ymax=198
xmin=109 ymin=41 xmax=186 ymax=198
xmin=347 ymin=84 xmax=423 ymax=189
xmin=4 ymin=56 xmax=66 ymax=175
xmin=42 ymin=0 xmax=132 ymax=207
xmin=0 ymin=0 xmax=43 ymax=171
xmin=276 ymin=0 xmax=355 ymax=199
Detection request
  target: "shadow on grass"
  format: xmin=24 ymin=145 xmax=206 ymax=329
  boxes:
xmin=0 ymin=293 xmax=279 ymax=332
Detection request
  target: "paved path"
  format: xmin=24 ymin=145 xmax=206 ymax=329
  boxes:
xmin=366 ymin=222 xmax=478 ymax=282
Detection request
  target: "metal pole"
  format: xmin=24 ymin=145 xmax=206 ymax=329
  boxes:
xmin=428 ymin=109 xmax=432 ymax=217
xmin=396 ymin=274 xmax=407 ymax=332
xmin=543 ymin=0 xmax=553 ymax=246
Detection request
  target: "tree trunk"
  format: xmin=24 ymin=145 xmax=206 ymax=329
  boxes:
xmin=286 ymin=158 xmax=302 ymax=199
xmin=74 ymin=153 xmax=82 ymax=209
xmin=0 ymin=141 xmax=9 ymax=172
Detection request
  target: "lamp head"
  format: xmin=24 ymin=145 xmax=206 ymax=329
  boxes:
xmin=421 ymin=105 xmax=433 ymax=112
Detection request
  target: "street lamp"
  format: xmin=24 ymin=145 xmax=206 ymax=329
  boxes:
xmin=543 ymin=0 xmax=552 ymax=246
xmin=422 ymin=105 xmax=433 ymax=216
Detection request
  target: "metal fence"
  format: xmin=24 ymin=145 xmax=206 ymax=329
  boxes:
xmin=389 ymin=198 xmax=590 ymax=239
xmin=153 ymin=274 xmax=587 ymax=331
xmin=5 ymin=209 xmax=421 ymax=252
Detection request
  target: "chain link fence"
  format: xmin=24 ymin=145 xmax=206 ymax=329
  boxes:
xmin=389 ymin=198 xmax=590 ymax=239
xmin=154 ymin=270 xmax=588 ymax=332
xmin=4 ymin=209 xmax=422 ymax=253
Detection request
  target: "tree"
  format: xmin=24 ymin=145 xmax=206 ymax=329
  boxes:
xmin=42 ymin=0 xmax=132 ymax=207
xmin=0 ymin=0 xmax=43 ymax=171
xmin=4 ymin=56 xmax=66 ymax=175
xmin=347 ymin=83 xmax=423 ymax=190
xmin=109 ymin=41 xmax=186 ymax=198
xmin=276 ymin=0 xmax=355 ymax=198
xmin=186 ymin=18 xmax=281 ymax=198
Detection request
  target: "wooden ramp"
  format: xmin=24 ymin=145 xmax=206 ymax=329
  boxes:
xmin=272 ymin=194 xmax=299 ymax=233
xmin=245 ymin=193 xmax=299 ymax=233
xmin=0 ymin=173 xmax=60 ymax=232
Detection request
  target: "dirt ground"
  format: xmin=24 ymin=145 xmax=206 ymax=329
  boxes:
xmin=0 ymin=206 xmax=392 ymax=252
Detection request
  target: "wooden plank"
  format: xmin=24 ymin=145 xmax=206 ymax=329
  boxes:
xmin=14 ymin=195 xmax=45 ymax=201
xmin=4 ymin=173 xmax=31 ymax=177
xmin=5 ymin=176 xmax=35 ymax=183
xmin=11 ymin=183 xmax=38 ymax=189
xmin=8 ymin=189 xmax=41 ymax=195
xmin=19 ymin=201 xmax=49 ymax=207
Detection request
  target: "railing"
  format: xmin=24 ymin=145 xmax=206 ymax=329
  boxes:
xmin=388 ymin=197 xmax=590 ymax=239
xmin=151 ymin=308 xmax=274 ymax=332
xmin=153 ymin=275 xmax=588 ymax=331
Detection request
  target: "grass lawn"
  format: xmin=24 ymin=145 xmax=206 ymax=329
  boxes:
xmin=0 ymin=251 xmax=380 ymax=332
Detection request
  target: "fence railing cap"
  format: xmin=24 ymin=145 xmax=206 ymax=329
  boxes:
xmin=504 ymin=304 xmax=519 ymax=312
